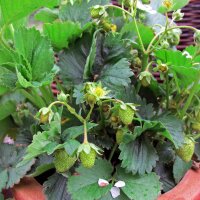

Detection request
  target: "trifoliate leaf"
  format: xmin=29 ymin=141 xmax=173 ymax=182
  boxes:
xmin=0 ymin=144 xmax=34 ymax=189
xmin=68 ymin=159 xmax=113 ymax=200
xmin=119 ymin=137 xmax=158 ymax=174
xmin=116 ymin=167 xmax=161 ymax=200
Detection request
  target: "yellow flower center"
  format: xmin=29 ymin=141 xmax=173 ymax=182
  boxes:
xmin=94 ymin=87 xmax=105 ymax=97
xmin=163 ymin=0 xmax=173 ymax=9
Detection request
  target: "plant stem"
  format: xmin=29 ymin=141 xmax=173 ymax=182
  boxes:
xmin=49 ymin=101 xmax=85 ymax=123
xmin=136 ymin=53 xmax=149 ymax=93
xmin=166 ymin=72 xmax=170 ymax=109
xmin=86 ymin=104 xmax=94 ymax=121
xmin=20 ymin=89 xmax=42 ymax=108
xmin=193 ymin=133 xmax=200 ymax=140
xmin=180 ymin=74 xmax=200 ymax=118
xmin=147 ymin=25 xmax=198 ymax=53
xmin=83 ymin=120 xmax=88 ymax=143
xmin=31 ymin=88 xmax=46 ymax=108
xmin=108 ymin=143 xmax=118 ymax=163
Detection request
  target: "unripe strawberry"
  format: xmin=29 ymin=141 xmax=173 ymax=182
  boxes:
xmin=162 ymin=0 xmax=173 ymax=10
xmin=158 ymin=63 xmax=168 ymax=73
xmin=116 ymin=129 xmax=124 ymax=144
xmin=139 ymin=71 xmax=153 ymax=87
xmin=54 ymin=149 xmax=76 ymax=173
xmin=176 ymin=137 xmax=195 ymax=162
xmin=90 ymin=5 xmax=106 ymax=19
xmin=85 ymin=93 xmax=96 ymax=106
xmin=119 ymin=106 xmax=135 ymax=125
xmin=192 ymin=122 xmax=200 ymax=131
xmin=80 ymin=148 xmax=96 ymax=168
xmin=38 ymin=107 xmax=54 ymax=124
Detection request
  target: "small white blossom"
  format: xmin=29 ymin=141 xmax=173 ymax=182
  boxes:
xmin=114 ymin=181 xmax=126 ymax=188
xmin=137 ymin=1 xmax=157 ymax=14
xmin=98 ymin=179 xmax=109 ymax=187
xmin=110 ymin=187 xmax=120 ymax=198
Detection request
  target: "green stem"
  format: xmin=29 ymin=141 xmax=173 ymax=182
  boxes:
xmin=166 ymin=72 xmax=170 ymax=109
xmin=83 ymin=120 xmax=88 ymax=143
xmin=147 ymin=25 xmax=198 ymax=53
xmin=136 ymin=53 xmax=149 ymax=93
xmin=86 ymin=104 xmax=94 ymax=121
xmin=180 ymin=74 xmax=200 ymax=118
xmin=40 ymin=86 xmax=54 ymax=105
xmin=108 ymin=143 xmax=118 ymax=163
xmin=49 ymin=101 xmax=84 ymax=123
xmin=193 ymin=133 xmax=200 ymax=140
xmin=20 ymin=89 xmax=42 ymax=108
xmin=31 ymin=88 xmax=46 ymax=108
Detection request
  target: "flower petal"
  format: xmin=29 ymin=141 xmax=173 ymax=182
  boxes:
xmin=98 ymin=179 xmax=109 ymax=187
xmin=110 ymin=187 xmax=120 ymax=199
xmin=114 ymin=181 xmax=126 ymax=188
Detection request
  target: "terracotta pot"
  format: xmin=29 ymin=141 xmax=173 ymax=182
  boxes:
xmin=11 ymin=169 xmax=200 ymax=200
xmin=158 ymin=169 xmax=200 ymax=200
xmin=12 ymin=177 xmax=46 ymax=200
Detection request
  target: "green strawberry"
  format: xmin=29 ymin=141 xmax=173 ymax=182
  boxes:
xmin=54 ymin=149 xmax=76 ymax=173
xmin=119 ymin=106 xmax=135 ymax=125
xmin=176 ymin=137 xmax=195 ymax=162
xmin=192 ymin=122 xmax=200 ymax=131
xmin=116 ymin=129 xmax=124 ymax=144
xmin=80 ymin=148 xmax=96 ymax=168
xmin=85 ymin=93 xmax=96 ymax=106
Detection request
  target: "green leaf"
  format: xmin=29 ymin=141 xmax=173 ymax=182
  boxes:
xmin=59 ymin=0 xmax=109 ymax=26
xmin=0 ymin=99 xmax=16 ymax=120
xmin=14 ymin=27 xmax=55 ymax=88
xmin=68 ymin=159 xmax=113 ymax=200
xmin=0 ymin=169 xmax=8 ymax=191
xmin=83 ymin=30 xmax=98 ymax=80
xmin=173 ymin=156 xmax=192 ymax=184
xmin=185 ymin=45 xmax=200 ymax=63
xmin=0 ymin=144 xmax=35 ymax=189
xmin=0 ymin=0 xmax=59 ymax=24
xmin=43 ymin=21 xmax=82 ymax=50
xmin=63 ymin=123 xmax=98 ymax=139
xmin=0 ymin=67 xmax=17 ymax=90
xmin=119 ymin=137 xmax=158 ymax=174
xmin=121 ymin=22 xmax=154 ymax=48
xmin=63 ymin=139 xmax=80 ymax=156
xmin=28 ymin=154 xmax=54 ymax=177
xmin=44 ymin=173 xmax=71 ymax=200
xmin=157 ymin=114 xmax=184 ymax=148
xmin=117 ymin=167 xmax=161 ymax=200
xmin=157 ymin=0 xmax=189 ymax=13
xmin=34 ymin=8 xmax=58 ymax=23
xmin=99 ymin=58 xmax=133 ymax=90
xmin=58 ymin=33 xmax=92 ymax=86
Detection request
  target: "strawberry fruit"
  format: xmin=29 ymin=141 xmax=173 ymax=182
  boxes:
xmin=119 ymin=106 xmax=135 ymax=125
xmin=176 ymin=137 xmax=195 ymax=163
xmin=54 ymin=149 xmax=76 ymax=173
xmin=80 ymin=148 xmax=96 ymax=168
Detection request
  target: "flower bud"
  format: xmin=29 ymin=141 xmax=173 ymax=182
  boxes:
xmin=139 ymin=71 xmax=153 ymax=87
xmin=172 ymin=9 xmax=184 ymax=21
xmin=38 ymin=107 xmax=54 ymax=124
xmin=57 ymin=91 xmax=69 ymax=102
xmin=90 ymin=5 xmax=106 ymax=19
xmin=158 ymin=63 xmax=168 ymax=73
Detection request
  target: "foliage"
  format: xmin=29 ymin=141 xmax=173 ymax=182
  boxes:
xmin=0 ymin=0 xmax=200 ymax=199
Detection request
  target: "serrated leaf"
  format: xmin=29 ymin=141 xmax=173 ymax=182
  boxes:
xmin=59 ymin=0 xmax=109 ymax=26
xmin=0 ymin=169 xmax=8 ymax=191
xmin=14 ymin=27 xmax=55 ymax=88
xmin=99 ymin=58 xmax=133 ymax=90
xmin=0 ymin=0 xmax=59 ymax=24
xmin=0 ymin=144 xmax=35 ymax=189
xmin=63 ymin=139 xmax=80 ymax=156
xmin=68 ymin=159 xmax=113 ymax=200
xmin=43 ymin=21 xmax=82 ymax=50
xmin=119 ymin=137 xmax=158 ymax=174
xmin=0 ymin=67 xmax=17 ymax=90
xmin=58 ymin=33 xmax=92 ymax=86
xmin=173 ymin=156 xmax=192 ymax=184
xmin=157 ymin=114 xmax=184 ymax=148
xmin=116 ymin=167 xmax=161 ymax=200
xmin=34 ymin=8 xmax=58 ymax=23
xmin=44 ymin=173 xmax=71 ymax=200
xmin=28 ymin=154 xmax=54 ymax=177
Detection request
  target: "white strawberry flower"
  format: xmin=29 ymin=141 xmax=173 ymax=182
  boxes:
xmin=98 ymin=179 xmax=109 ymax=187
xmin=137 ymin=1 xmax=157 ymax=14
xmin=110 ymin=181 xmax=126 ymax=199
xmin=110 ymin=187 xmax=120 ymax=198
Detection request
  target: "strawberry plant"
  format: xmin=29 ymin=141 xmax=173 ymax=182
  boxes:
xmin=0 ymin=0 xmax=200 ymax=199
